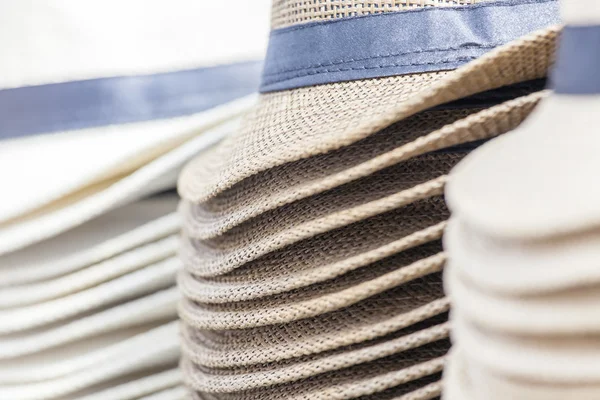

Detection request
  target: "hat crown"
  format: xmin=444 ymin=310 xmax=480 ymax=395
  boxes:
xmin=0 ymin=0 xmax=270 ymax=90
xmin=271 ymin=0 xmax=491 ymax=29
xmin=561 ymin=0 xmax=600 ymax=25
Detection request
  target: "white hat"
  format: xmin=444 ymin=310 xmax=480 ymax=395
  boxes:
xmin=0 ymin=0 xmax=271 ymax=254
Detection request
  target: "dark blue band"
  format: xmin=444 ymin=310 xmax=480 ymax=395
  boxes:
xmin=552 ymin=25 xmax=600 ymax=94
xmin=260 ymin=0 xmax=559 ymax=93
xmin=0 ymin=61 xmax=263 ymax=140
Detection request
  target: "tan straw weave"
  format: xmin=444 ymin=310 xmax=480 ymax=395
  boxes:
xmin=181 ymin=325 xmax=449 ymax=392
xmin=179 ymin=2 xmax=558 ymax=398
xmin=178 ymin=27 xmax=558 ymax=204
xmin=181 ymin=311 xmax=450 ymax=368
xmin=271 ymin=0 xmax=491 ymax=29
xmin=184 ymin=348 xmax=447 ymax=396
xmin=179 ymin=265 xmax=445 ymax=330
xmin=182 ymin=88 xmax=545 ymax=241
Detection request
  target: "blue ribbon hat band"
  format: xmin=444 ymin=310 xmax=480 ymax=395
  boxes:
xmin=0 ymin=61 xmax=263 ymax=141
xmin=260 ymin=0 xmax=560 ymax=93
xmin=552 ymin=25 xmax=600 ymax=95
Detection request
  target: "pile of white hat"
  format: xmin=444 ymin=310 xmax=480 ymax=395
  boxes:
xmin=0 ymin=1 xmax=269 ymax=399
xmin=444 ymin=1 xmax=600 ymax=398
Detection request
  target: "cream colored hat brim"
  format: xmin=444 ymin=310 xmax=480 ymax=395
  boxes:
xmin=446 ymin=264 xmax=600 ymax=334
xmin=446 ymin=95 xmax=600 ymax=239
xmin=0 ymin=258 xmax=179 ymax=334
xmin=76 ymin=369 xmax=182 ymax=400
xmin=451 ymin=349 xmax=600 ymax=400
xmin=445 ymin=218 xmax=600 ymax=295
xmin=0 ymin=288 xmax=178 ymax=360
xmin=0 ymin=96 xmax=255 ymax=224
xmin=0 ymin=196 xmax=179 ymax=286
xmin=0 ymin=235 xmax=177 ymax=308
xmin=0 ymin=323 xmax=179 ymax=400
xmin=0 ymin=118 xmax=239 ymax=256
xmin=453 ymin=313 xmax=600 ymax=383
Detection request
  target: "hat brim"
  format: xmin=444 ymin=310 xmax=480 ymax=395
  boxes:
xmin=0 ymin=95 xmax=255 ymax=224
xmin=0 ymin=117 xmax=237 ymax=256
xmin=447 ymin=264 xmax=600 ymax=335
xmin=0 ymin=235 xmax=177 ymax=309
xmin=181 ymin=88 xmax=546 ymax=241
xmin=445 ymin=218 xmax=600 ymax=295
xmin=0 ymin=197 xmax=180 ymax=287
xmin=0 ymin=258 xmax=179 ymax=334
xmin=179 ymin=26 xmax=559 ymax=206
xmin=182 ymin=352 xmax=445 ymax=397
xmin=75 ymin=369 xmax=182 ymax=400
xmin=0 ymin=322 xmax=179 ymax=400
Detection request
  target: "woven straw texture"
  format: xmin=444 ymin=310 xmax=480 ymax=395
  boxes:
xmin=271 ymin=0 xmax=493 ymax=29
xmin=179 ymin=90 xmax=545 ymax=397
xmin=178 ymin=4 xmax=555 ymax=397
xmin=178 ymin=26 xmax=558 ymax=204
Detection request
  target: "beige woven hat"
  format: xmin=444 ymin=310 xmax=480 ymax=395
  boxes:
xmin=179 ymin=2 xmax=559 ymax=217
xmin=178 ymin=1 xmax=561 ymax=398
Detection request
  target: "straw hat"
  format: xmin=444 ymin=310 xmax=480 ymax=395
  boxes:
xmin=0 ymin=0 xmax=271 ymax=255
xmin=179 ymin=0 xmax=560 ymax=208
xmin=177 ymin=1 xmax=561 ymax=399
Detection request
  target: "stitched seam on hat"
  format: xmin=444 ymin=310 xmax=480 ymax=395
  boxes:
xmin=270 ymin=0 xmax=556 ymax=35
xmin=263 ymin=44 xmax=498 ymax=77
xmin=261 ymin=56 xmax=478 ymax=86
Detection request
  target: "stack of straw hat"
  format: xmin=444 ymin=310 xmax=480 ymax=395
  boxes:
xmin=0 ymin=1 xmax=269 ymax=399
xmin=177 ymin=1 xmax=561 ymax=398
xmin=444 ymin=1 xmax=600 ymax=399
xmin=445 ymin=0 xmax=600 ymax=400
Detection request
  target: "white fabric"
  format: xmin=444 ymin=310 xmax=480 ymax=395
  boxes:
xmin=446 ymin=265 xmax=600 ymax=335
xmin=0 ymin=322 xmax=178 ymax=383
xmin=453 ymin=313 xmax=600 ymax=383
xmin=0 ymin=197 xmax=179 ymax=287
xmin=446 ymin=95 xmax=600 ymax=239
xmin=445 ymin=218 xmax=600 ymax=295
xmin=0 ymin=258 xmax=180 ymax=334
xmin=0 ymin=96 xmax=253 ymax=227
xmin=77 ymin=369 xmax=182 ymax=400
xmin=0 ymin=0 xmax=270 ymax=88
xmin=139 ymin=386 xmax=188 ymax=400
xmin=561 ymin=0 xmax=600 ymax=25
xmin=0 ymin=235 xmax=177 ymax=308
xmin=0 ymin=288 xmax=178 ymax=360
xmin=0 ymin=117 xmax=244 ymax=255
xmin=0 ymin=322 xmax=179 ymax=400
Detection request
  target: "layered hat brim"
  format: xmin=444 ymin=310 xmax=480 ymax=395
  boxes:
xmin=0 ymin=196 xmax=180 ymax=287
xmin=179 ymin=26 xmax=560 ymax=207
xmin=0 ymin=118 xmax=239 ymax=256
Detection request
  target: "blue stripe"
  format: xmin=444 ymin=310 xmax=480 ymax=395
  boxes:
xmin=552 ymin=26 xmax=600 ymax=94
xmin=260 ymin=0 xmax=559 ymax=93
xmin=0 ymin=61 xmax=263 ymax=140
